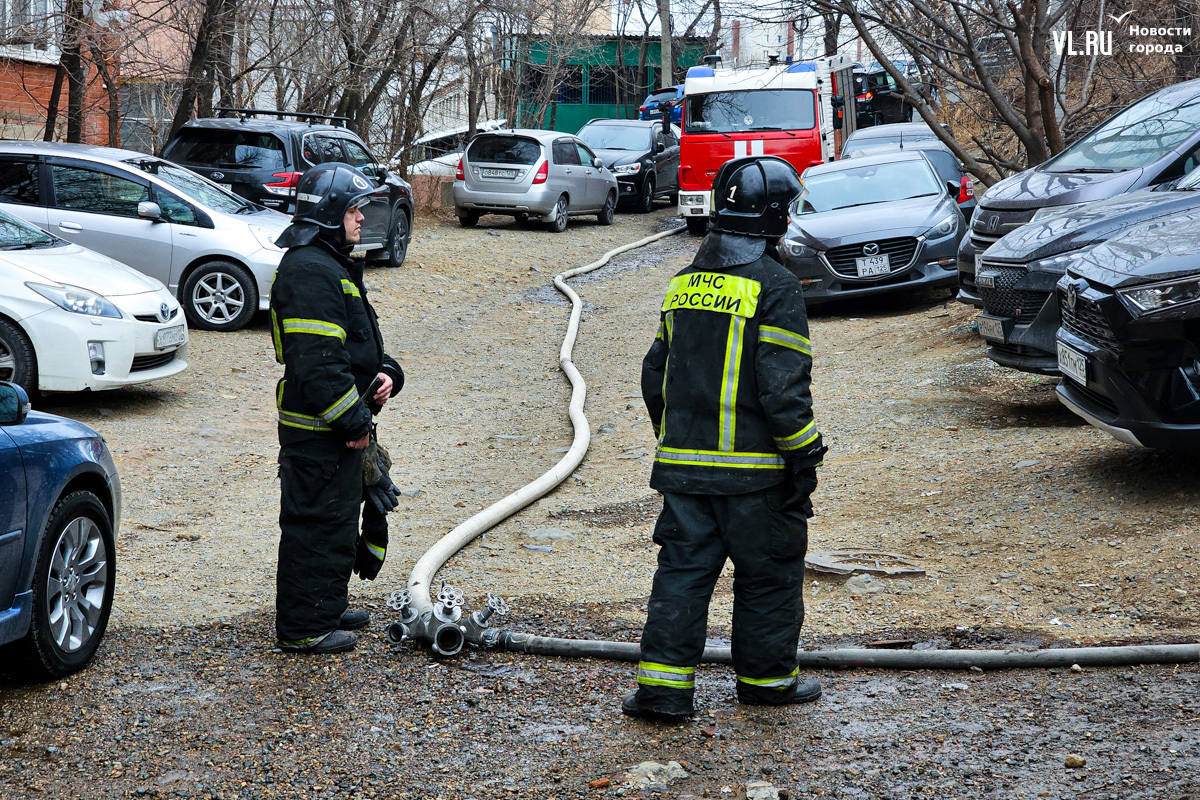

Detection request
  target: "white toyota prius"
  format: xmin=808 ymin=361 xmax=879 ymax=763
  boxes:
xmin=0 ymin=206 xmax=187 ymax=394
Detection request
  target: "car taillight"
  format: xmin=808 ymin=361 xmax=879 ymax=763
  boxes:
xmin=455 ymin=158 xmax=465 ymax=180
xmin=532 ymin=161 xmax=548 ymax=184
xmin=639 ymin=106 xmax=647 ymax=112
xmin=263 ymin=171 xmax=302 ymax=196
xmin=958 ymin=175 xmax=974 ymax=203
xmin=856 ymin=91 xmax=873 ymax=101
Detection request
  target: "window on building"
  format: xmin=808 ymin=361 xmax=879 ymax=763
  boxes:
xmin=1 ymin=0 xmax=54 ymax=47
xmin=588 ymin=66 xmax=617 ymax=106
xmin=556 ymin=66 xmax=583 ymax=105
xmin=618 ymin=66 xmax=642 ymax=106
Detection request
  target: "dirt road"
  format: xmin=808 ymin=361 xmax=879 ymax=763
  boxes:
xmin=2 ymin=208 xmax=1197 ymax=799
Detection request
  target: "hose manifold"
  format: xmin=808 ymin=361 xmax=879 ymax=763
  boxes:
xmin=389 ymin=587 xmax=510 ymax=655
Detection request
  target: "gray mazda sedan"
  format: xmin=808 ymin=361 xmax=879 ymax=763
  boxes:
xmin=780 ymin=150 xmax=965 ymax=306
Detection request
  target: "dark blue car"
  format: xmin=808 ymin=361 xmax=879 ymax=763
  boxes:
xmin=0 ymin=381 xmax=121 ymax=678
xmin=639 ymin=85 xmax=684 ymax=124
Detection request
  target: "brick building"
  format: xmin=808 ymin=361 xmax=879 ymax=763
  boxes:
xmin=1 ymin=6 xmax=111 ymax=143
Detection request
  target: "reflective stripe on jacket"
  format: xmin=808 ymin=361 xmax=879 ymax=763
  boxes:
xmin=642 ymin=238 xmax=823 ymax=494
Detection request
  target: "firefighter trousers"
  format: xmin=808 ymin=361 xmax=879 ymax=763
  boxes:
xmin=276 ymin=437 xmax=363 ymax=643
xmin=635 ymin=482 xmax=809 ymax=712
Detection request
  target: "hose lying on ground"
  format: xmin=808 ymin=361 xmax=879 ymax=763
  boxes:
xmin=402 ymin=223 xmax=1200 ymax=672
xmin=405 ymin=225 xmax=687 ymax=617
xmin=497 ymin=632 xmax=1200 ymax=671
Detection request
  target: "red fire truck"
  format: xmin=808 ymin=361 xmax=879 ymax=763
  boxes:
xmin=677 ymin=55 xmax=859 ymax=234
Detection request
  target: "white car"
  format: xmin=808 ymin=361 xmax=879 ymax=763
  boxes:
xmin=0 ymin=207 xmax=187 ymax=393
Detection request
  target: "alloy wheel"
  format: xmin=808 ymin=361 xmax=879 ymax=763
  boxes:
xmin=46 ymin=516 xmax=109 ymax=654
xmin=192 ymin=272 xmax=246 ymax=325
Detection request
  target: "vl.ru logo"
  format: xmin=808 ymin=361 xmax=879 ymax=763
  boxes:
xmin=1053 ymin=9 xmax=1190 ymax=56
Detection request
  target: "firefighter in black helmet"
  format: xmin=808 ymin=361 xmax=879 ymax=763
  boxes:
xmin=624 ymin=156 xmax=827 ymax=719
xmin=271 ymin=163 xmax=405 ymax=654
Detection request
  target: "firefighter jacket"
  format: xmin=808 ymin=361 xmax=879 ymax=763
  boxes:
xmin=271 ymin=235 xmax=403 ymax=446
xmin=642 ymin=231 xmax=824 ymax=495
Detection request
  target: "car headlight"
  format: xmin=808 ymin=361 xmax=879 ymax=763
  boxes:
xmin=680 ymin=195 xmax=705 ymax=206
xmin=249 ymin=224 xmax=283 ymax=251
xmin=611 ymin=163 xmax=642 ymax=175
xmin=26 ymin=282 xmax=122 ymax=318
xmin=1029 ymin=251 xmax=1085 ymax=271
xmin=1031 ymin=202 xmax=1088 ymax=222
xmin=783 ymin=239 xmax=817 ymax=259
xmin=1117 ymin=276 xmax=1200 ymax=315
xmin=924 ymin=213 xmax=958 ymax=239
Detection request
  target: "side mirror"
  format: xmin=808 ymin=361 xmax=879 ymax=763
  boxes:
xmin=138 ymin=201 xmax=163 ymax=221
xmin=946 ymin=180 xmax=959 ymax=197
xmin=0 ymin=381 xmax=31 ymax=425
xmin=593 ymin=156 xmax=604 ymax=169
xmin=656 ymin=142 xmax=666 ymax=154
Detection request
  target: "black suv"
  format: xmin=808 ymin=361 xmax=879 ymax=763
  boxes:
xmin=1054 ymin=205 xmax=1200 ymax=450
xmin=162 ymin=108 xmax=414 ymax=267
xmin=575 ymin=118 xmax=679 ymax=213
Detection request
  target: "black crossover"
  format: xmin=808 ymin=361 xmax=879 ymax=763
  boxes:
xmin=1054 ymin=205 xmax=1200 ymax=450
xmin=162 ymin=108 xmax=414 ymax=267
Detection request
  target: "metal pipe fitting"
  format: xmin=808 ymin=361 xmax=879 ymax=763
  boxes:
xmin=431 ymin=623 xmax=465 ymax=657
xmin=461 ymin=593 xmax=508 ymax=647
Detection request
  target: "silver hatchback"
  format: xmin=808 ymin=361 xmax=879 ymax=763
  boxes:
xmin=452 ymin=129 xmax=618 ymax=232
xmin=0 ymin=141 xmax=290 ymax=331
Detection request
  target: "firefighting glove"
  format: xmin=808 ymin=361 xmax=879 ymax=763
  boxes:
xmin=366 ymin=469 xmax=400 ymax=515
xmin=362 ymin=430 xmax=398 ymax=514
xmin=782 ymin=466 xmax=816 ymax=516
xmin=354 ymin=527 xmax=389 ymax=581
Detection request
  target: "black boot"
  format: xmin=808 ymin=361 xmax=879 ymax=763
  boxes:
xmin=339 ymin=609 xmax=370 ymax=630
xmin=621 ymin=691 xmax=693 ymax=722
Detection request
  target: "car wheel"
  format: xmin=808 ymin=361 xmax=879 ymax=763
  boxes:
xmin=598 ymin=191 xmax=616 ymax=225
xmin=16 ymin=491 xmax=115 ymax=679
xmin=383 ymin=206 xmax=410 ymax=268
xmin=638 ymin=175 xmax=656 ymax=213
xmin=545 ymin=195 xmax=569 ymax=233
xmin=685 ymin=216 xmax=708 ymax=236
xmin=668 ymin=191 xmax=679 ymax=205
xmin=0 ymin=318 xmax=37 ymax=394
xmin=459 ymin=213 xmax=480 ymax=228
xmin=181 ymin=261 xmax=258 ymax=332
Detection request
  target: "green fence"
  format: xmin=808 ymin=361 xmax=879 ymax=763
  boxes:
xmin=509 ymin=36 xmax=708 ymax=133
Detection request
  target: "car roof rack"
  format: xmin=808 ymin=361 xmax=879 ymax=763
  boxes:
xmin=214 ymin=107 xmax=350 ymax=127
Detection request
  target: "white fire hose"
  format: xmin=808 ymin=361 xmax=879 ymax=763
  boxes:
xmin=405 ymin=225 xmax=686 ymax=617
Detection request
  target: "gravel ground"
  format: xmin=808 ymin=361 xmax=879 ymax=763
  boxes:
xmin=3 ymin=206 xmax=1199 ymax=798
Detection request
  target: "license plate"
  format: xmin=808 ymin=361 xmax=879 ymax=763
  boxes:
xmin=1057 ymin=341 xmax=1088 ymax=385
xmin=155 ymin=324 xmax=186 ymax=350
xmin=480 ymin=168 xmax=515 ymax=179
xmin=977 ymin=315 xmax=1006 ymax=342
xmin=977 ymin=270 xmax=997 ymax=289
xmin=855 ymin=254 xmax=890 ymax=277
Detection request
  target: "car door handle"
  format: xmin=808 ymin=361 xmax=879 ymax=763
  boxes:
xmin=58 ymin=221 xmax=82 ymax=232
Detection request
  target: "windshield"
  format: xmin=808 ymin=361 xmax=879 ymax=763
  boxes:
xmin=794 ymin=160 xmax=942 ymax=213
xmin=578 ymin=125 xmax=651 ymax=151
xmin=1045 ymin=92 xmax=1200 ymax=173
xmin=686 ymin=89 xmax=816 ymax=134
xmin=126 ymin=158 xmax=250 ymax=214
xmin=0 ymin=207 xmax=60 ymax=250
